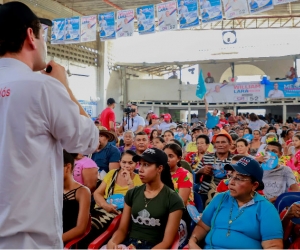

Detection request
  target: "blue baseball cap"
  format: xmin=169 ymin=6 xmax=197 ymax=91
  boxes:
xmin=224 ymin=156 xmax=264 ymax=190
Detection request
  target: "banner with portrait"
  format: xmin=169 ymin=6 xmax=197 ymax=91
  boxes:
xmin=64 ymin=17 xmax=80 ymax=44
xmin=98 ymin=12 xmax=116 ymax=40
xmin=116 ymin=9 xmax=135 ymax=38
xmin=199 ymin=0 xmax=223 ymax=24
xmin=247 ymin=0 xmax=273 ymax=14
xmin=265 ymin=80 xmax=300 ymax=99
xmin=205 ymin=82 xmax=265 ymax=103
xmin=51 ymin=18 xmax=65 ymax=44
xmin=222 ymin=0 xmax=249 ymax=19
xmin=157 ymin=1 xmax=178 ymax=32
xmin=177 ymin=0 xmax=199 ymax=29
xmin=78 ymin=100 xmax=98 ymax=119
xmin=81 ymin=15 xmax=97 ymax=43
xmin=136 ymin=5 xmax=156 ymax=35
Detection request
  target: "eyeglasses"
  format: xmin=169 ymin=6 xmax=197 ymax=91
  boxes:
xmin=228 ymin=176 xmax=251 ymax=184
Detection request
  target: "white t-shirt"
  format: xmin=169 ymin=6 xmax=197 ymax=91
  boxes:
xmin=121 ymin=22 xmax=133 ymax=34
xmin=159 ymin=122 xmax=177 ymax=133
xmin=0 ymin=58 xmax=98 ymax=248
xmin=137 ymin=13 xmax=146 ymax=22
xmin=99 ymin=19 xmax=107 ymax=28
xmin=178 ymin=5 xmax=188 ymax=14
xmin=268 ymin=90 xmax=284 ymax=98
xmin=202 ymin=1 xmax=211 ymax=8
xmin=162 ymin=14 xmax=176 ymax=26
xmin=122 ymin=115 xmax=145 ymax=133
xmin=248 ymin=119 xmax=267 ymax=131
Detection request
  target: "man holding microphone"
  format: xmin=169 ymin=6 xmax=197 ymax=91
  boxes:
xmin=0 ymin=2 xmax=98 ymax=248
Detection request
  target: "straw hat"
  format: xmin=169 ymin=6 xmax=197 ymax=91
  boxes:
xmin=98 ymin=126 xmax=116 ymax=142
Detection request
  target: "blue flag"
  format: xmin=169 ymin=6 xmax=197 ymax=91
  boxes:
xmin=196 ymin=69 xmax=206 ymax=99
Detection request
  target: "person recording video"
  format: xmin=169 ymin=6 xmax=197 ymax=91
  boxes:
xmin=119 ymin=104 xmax=145 ymax=135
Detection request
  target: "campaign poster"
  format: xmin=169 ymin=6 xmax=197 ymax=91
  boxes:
xmin=177 ymin=0 xmax=199 ymax=29
xmin=265 ymin=80 xmax=300 ymax=99
xmin=64 ymin=16 xmax=80 ymax=43
xmin=116 ymin=9 xmax=135 ymax=38
xmin=42 ymin=24 xmax=48 ymax=42
xmin=273 ymin=0 xmax=296 ymax=5
xmin=78 ymin=100 xmax=98 ymax=119
xmin=136 ymin=5 xmax=156 ymax=35
xmin=157 ymin=1 xmax=178 ymax=32
xmin=222 ymin=0 xmax=249 ymax=19
xmin=98 ymin=12 xmax=116 ymax=41
xmin=247 ymin=0 xmax=273 ymax=14
xmin=51 ymin=18 xmax=65 ymax=44
xmin=205 ymin=82 xmax=265 ymax=103
xmin=80 ymin=15 xmax=97 ymax=43
xmin=199 ymin=0 xmax=223 ymax=24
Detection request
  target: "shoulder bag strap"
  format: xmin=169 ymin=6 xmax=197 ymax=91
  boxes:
xmin=107 ymin=168 xmax=121 ymax=198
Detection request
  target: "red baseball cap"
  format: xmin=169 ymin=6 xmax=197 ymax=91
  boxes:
xmin=151 ymin=114 xmax=159 ymax=119
xmin=144 ymin=128 xmax=151 ymax=134
xmin=164 ymin=113 xmax=172 ymax=121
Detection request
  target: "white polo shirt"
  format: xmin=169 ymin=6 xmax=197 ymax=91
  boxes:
xmin=122 ymin=115 xmax=145 ymax=133
xmin=0 ymin=58 xmax=99 ymax=248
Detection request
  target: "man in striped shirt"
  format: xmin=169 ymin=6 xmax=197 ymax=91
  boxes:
xmin=194 ymin=132 xmax=233 ymax=204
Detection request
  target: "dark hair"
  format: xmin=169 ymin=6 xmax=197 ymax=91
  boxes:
xmin=196 ymin=134 xmax=210 ymax=145
xmin=249 ymin=113 xmax=259 ymax=122
xmin=236 ymin=138 xmax=249 ymax=146
xmin=150 ymin=129 xmax=158 ymax=141
xmin=121 ymin=150 xmax=137 ymax=159
xmin=253 ymin=129 xmax=261 ymax=135
xmin=0 ymin=19 xmax=41 ymax=56
xmin=160 ymin=163 xmax=174 ymax=190
xmin=63 ymin=150 xmax=75 ymax=171
xmin=169 ymin=139 xmax=182 ymax=148
xmin=281 ymin=129 xmax=291 ymax=139
xmin=135 ymin=131 xmax=147 ymax=137
xmin=231 ymin=154 xmax=245 ymax=162
xmin=163 ymin=143 xmax=182 ymax=167
xmin=267 ymin=126 xmax=277 ymax=134
xmin=163 ymin=130 xmax=174 ymax=137
xmin=230 ymin=133 xmax=239 ymax=141
xmin=243 ymin=127 xmax=252 ymax=134
xmin=267 ymin=141 xmax=282 ymax=152
xmin=153 ymin=136 xmax=165 ymax=143
xmin=214 ymin=109 xmax=219 ymax=113
xmin=293 ymin=134 xmax=300 ymax=141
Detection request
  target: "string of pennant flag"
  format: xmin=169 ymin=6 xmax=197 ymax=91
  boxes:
xmin=47 ymin=0 xmax=296 ymax=45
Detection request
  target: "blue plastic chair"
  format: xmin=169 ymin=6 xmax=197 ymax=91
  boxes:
xmin=275 ymin=192 xmax=300 ymax=213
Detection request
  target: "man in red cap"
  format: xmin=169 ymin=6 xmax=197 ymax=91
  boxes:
xmin=205 ymin=72 xmax=215 ymax=83
xmin=158 ymin=113 xmax=177 ymax=133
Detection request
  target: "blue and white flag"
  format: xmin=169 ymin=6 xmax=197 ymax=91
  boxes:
xmin=199 ymin=0 xmax=223 ymax=23
xmin=137 ymin=5 xmax=155 ymax=35
xmin=51 ymin=18 xmax=65 ymax=44
xmin=247 ymin=0 xmax=273 ymax=14
xmin=157 ymin=1 xmax=178 ymax=32
xmin=177 ymin=0 xmax=199 ymax=29
xmin=81 ymin=15 xmax=97 ymax=43
xmin=98 ymin=12 xmax=116 ymax=40
xmin=196 ymin=69 xmax=207 ymax=99
xmin=116 ymin=9 xmax=135 ymax=38
xmin=64 ymin=17 xmax=80 ymax=43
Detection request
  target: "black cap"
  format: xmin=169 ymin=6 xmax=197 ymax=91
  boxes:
xmin=132 ymin=148 xmax=168 ymax=166
xmin=212 ymin=126 xmax=220 ymax=130
xmin=192 ymin=126 xmax=203 ymax=133
xmin=107 ymin=98 xmax=116 ymax=105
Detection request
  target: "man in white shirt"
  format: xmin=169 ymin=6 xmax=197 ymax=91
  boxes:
xmin=178 ymin=1 xmax=188 ymax=15
xmin=160 ymin=10 xmax=176 ymax=28
xmin=0 ymin=2 xmax=99 ymax=248
xmin=119 ymin=18 xmax=133 ymax=35
xmin=268 ymin=83 xmax=284 ymax=99
xmin=65 ymin=19 xmax=73 ymax=32
xmin=137 ymin=9 xmax=146 ymax=22
xmin=159 ymin=113 xmax=177 ymax=133
xmin=99 ymin=15 xmax=107 ymax=28
xmin=201 ymin=0 xmax=212 ymax=9
xmin=120 ymin=104 xmax=145 ymax=134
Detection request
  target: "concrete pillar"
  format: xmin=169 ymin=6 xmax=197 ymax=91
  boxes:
xmin=97 ymin=39 xmax=107 ymax=114
xmin=233 ymin=105 xmax=237 ymax=115
xmin=188 ymin=105 xmax=191 ymax=124
xmin=283 ymin=104 xmax=287 ymax=124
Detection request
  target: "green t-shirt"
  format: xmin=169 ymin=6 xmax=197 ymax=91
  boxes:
xmin=125 ymin=184 xmax=185 ymax=245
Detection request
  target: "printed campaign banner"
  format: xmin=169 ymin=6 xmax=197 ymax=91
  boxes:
xmin=273 ymin=0 xmax=297 ymax=5
xmin=157 ymin=1 xmax=178 ymax=32
xmin=222 ymin=0 xmax=249 ymax=19
xmin=116 ymin=9 xmax=135 ymax=38
xmin=205 ymin=82 xmax=265 ymax=103
xmin=199 ymin=0 xmax=223 ymax=24
xmin=136 ymin=5 xmax=156 ymax=35
xmin=177 ymin=0 xmax=199 ymax=29
xmin=81 ymin=15 xmax=97 ymax=43
xmin=64 ymin=17 xmax=80 ymax=43
xmin=247 ymin=0 xmax=273 ymax=14
xmin=78 ymin=100 xmax=98 ymax=119
xmin=265 ymin=80 xmax=300 ymax=99
xmin=42 ymin=24 xmax=48 ymax=42
xmin=98 ymin=12 xmax=116 ymax=40
xmin=51 ymin=18 xmax=65 ymax=44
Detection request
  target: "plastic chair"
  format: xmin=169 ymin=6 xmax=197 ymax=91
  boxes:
xmin=88 ymin=214 xmax=122 ymax=249
xmin=170 ymin=232 xmax=180 ymax=249
xmin=64 ymin=214 xmax=92 ymax=249
xmin=274 ymin=192 xmax=300 ymax=214
xmin=194 ymin=191 xmax=204 ymax=213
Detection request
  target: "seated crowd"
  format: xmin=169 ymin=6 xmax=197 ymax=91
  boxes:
xmin=62 ymin=102 xmax=300 ymax=249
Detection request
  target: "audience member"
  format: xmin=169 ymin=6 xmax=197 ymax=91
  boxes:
xmin=119 ymin=130 xmax=136 ymax=154
xmin=99 ymin=98 xmax=116 ymax=132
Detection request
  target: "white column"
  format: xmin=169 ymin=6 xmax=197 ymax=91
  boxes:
xmin=283 ymin=104 xmax=287 ymax=124
xmin=233 ymin=105 xmax=237 ymax=115
xmin=188 ymin=104 xmax=191 ymax=124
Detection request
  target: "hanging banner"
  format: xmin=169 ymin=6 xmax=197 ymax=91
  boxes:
xmin=247 ymin=0 xmax=273 ymax=14
xmin=136 ymin=5 xmax=156 ymax=35
xmin=205 ymin=82 xmax=265 ymax=103
xmin=78 ymin=100 xmax=98 ymax=119
xmin=98 ymin=12 xmax=116 ymax=40
xmin=51 ymin=18 xmax=65 ymax=44
xmin=81 ymin=15 xmax=97 ymax=43
xmin=157 ymin=1 xmax=178 ymax=31
xmin=222 ymin=0 xmax=249 ymax=19
xmin=116 ymin=9 xmax=135 ymax=38
xmin=265 ymin=81 xmax=300 ymax=99
xmin=177 ymin=0 xmax=199 ymax=29
xmin=64 ymin=17 xmax=80 ymax=43
xmin=199 ymin=0 xmax=223 ymax=24
xmin=273 ymin=0 xmax=296 ymax=5
xmin=42 ymin=24 xmax=48 ymax=42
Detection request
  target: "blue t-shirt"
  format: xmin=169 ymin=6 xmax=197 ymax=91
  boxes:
xmin=91 ymin=143 xmax=121 ymax=173
xmin=250 ymin=1 xmax=259 ymax=9
xmin=206 ymin=112 xmax=219 ymax=129
xmin=201 ymin=191 xmax=283 ymax=249
xmin=293 ymin=118 xmax=300 ymax=123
